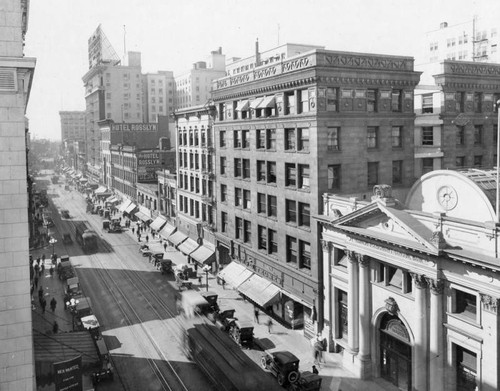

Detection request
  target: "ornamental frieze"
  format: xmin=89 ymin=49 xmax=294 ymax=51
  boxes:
xmin=282 ymin=56 xmax=311 ymax=72
xmin=448 ymin=63 xmax=500 ymax=76
xmin=317 ymin=76 xmax=417 ymax=87
xmin=324 ymin=54 xmax=413 ymax=71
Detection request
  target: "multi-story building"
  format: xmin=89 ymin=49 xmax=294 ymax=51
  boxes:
xmin=0 ymin=0 xmax=36 ymax=388
xmin=142 ymin=71 xmax=175 ymax=123
xmin=59 ymin=110 xmax=86 ymax=141
xmin=175 ymin=48 xmax=226 ymax=110
xmin=157 ymin=169 xmax=177 ymax=222
xmin=413 ymin=60 xmax=500 ymax=178
xmin=172 ymin=104 xmax=217 ymax=267
xmin=319 ymin=169 xmax=500 ymax=391
xmin=211 ymin=45 xmax=420 ymax=335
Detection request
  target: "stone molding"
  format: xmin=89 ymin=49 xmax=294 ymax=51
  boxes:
xmin=410 ymin=273 xmax=428 ymax=289
xmin=480 ymin=294 xmax=499 ymax=313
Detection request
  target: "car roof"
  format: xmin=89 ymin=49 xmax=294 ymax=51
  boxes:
xmin=271 ymin=351 xmax=299 ymax=364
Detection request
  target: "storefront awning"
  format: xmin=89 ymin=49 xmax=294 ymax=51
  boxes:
xmin=178 ymin=238 xmax=199 ymax=256
xmin=218 ymin=261 xmax=253 ymax=289
xmin=79 ymin=177 xmax=88 ymax=183
xmin=150 ymin=216 xmax=167 ymax=231
xmin=135 ymin=211 xmax=152 ymax=222
xmin=249 ymin=97 xmax=263 ymax=110
xmin=159 ymin=224 xmax=176 ymax=239
xmin=236 ymin=100 xmax=249 ymax=111
xmin=125 ymin=203 xmax=137 ymax=214
xmin=118 ymin=199 xmax=132 ymax=213
xmin=190 ymin=243 xmax=215 ymax=265
xmin=168 ymin=231 xmax=188 ymax=246
xmin=257 ymin=95 xmax=276 ymax=109
xmin=94 ymin=186 xmax=107 ymax=194
xmin=237 ymin=274 xmax=281 ymax=307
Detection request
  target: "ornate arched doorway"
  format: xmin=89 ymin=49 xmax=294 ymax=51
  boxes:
xmin=379 ymin=312 xmax=412 ymax=391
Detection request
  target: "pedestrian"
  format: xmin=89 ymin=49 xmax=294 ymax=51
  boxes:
xmin=312 ymin=365 xmax=319 ymax=375
xmin=138 ymin=234 xmax=141 ymax=242
xmin=50 ymin=297 xmax=57 ymax=312
xmin=267 ymin=318 xmax=273 ymax=333
xmin=63 ymin=293 xmax=69 ymax=310
xmin=145 ymin=235 xmax=149 ymax=243
xmin=34 ymin=276 xmax=39 ymax=288
xmin=163 ymin=242 xmax=167 ymax=251
xmin=132 ymin=227 xmax=135 ymax=235
xmin=52 ymin=321 xmax=59 ymax=334
xmin=40 ymin=262 xmax=45 ymax=275
xmin=221 ymin=278 xmax=226 ymax=290
xmin=50 ymin=265 xmax=54 ymax=276
xmin=41 ymin=253 xmax=45 ymax=262
xmin=254 ymin=308 xmax=260 ymax=324
xmin=34 ymin=263 xmax=39 ymax=277
xmin=41 ymin=297 xmax=47 ymax=314
xmin=38 ymin=286 xmax=43 ymax=302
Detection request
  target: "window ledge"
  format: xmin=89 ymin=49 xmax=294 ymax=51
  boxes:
xmin=446 ymin=312 xmax=482 ymax=329
xmin=373 ymin=282 xmax=414 ymax=299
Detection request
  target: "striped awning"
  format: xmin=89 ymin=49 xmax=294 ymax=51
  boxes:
xmin=159 ymin=224 xmax=176 ymax=239
xmin=150 ymin=216 xmax=167 ymax=231
xmin=168 ymin=231 xmax=188 ymax=246
xmin=118 ymin=199 xmax=132 ymax=213
xmin=218 ymin=262 xmax=252 ymax=289
xmin=178 ymin=238 xmax=199 ymax=256
xmin=237 ymin=274 xmax=281 ymax=307
xmin=190 ymin=243 xmax=215 ymax=265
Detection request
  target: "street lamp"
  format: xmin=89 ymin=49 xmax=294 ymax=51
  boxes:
xmin=66 ymin=298 xmax=79 ymax=331
xmin=202 ymin=265 xmax=210 ymax=292
xmin=49 ymin=237 xmax=57 ymax=261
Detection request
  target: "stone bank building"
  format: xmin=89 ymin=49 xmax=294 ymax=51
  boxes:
xmin=319 ymin=170 xmax=500 ymax=391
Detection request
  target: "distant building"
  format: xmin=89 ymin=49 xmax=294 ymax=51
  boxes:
xmin=211 ymin=44 xmax=420 ymax=335
xmin=142 ymin=71 xmax=175 ymax=122
xmin=59 ymin=111 xmax=86 ymax=141
xmin=175 ymin=48 xmax=226 ymax=109
xmin=157 ymin=169 xmax=177 ymax=222
xmin=319 ymin=170 xmax=500 ymax=391
xmin=0 ymin=0 xmax=36 ymax=389
xmin=413 ymin=60 xmax=500 ymax=178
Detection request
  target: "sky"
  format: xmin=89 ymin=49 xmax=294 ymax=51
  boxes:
xmin=24 ymin=0 xmax=499 ymax=141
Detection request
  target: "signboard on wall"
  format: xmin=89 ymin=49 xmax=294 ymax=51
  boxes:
xmin=137 ymin=151 xmax=161 ymax=182
xmin=54 ymin=355 xmax=82 ymax=391
xmin=111 ymin=123 xmax=158 ymax=132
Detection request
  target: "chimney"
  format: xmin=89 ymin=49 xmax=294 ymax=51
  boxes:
xmin=255 ymin=38 xmax=261 ymax=67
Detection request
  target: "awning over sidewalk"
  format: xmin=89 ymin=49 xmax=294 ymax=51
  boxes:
xmin=118 ymin=199 xmax=132 ymax=213
xmin=178 ymin=238 xmax=199 ymax=256
xmin=125 ymin=203 xmax=137 ymax=214
xmin=134 ymin=211 xmax=152 ymax=222
xmin=150 ymin=215 xmax=167 ymax=231
xmin=218 ymin=261 xmax=252 ymax=289
xmin=105 ymin=195 xmax=119 ymax=204
xmin=237 ymin=274 xmax=281 ymax=307
xmin=94 ymin=186 xmax=107 ymax=194
xmin=159 ymin=223 xmax=176 ymax=239
xmin=190 ymin=243 xmax=215 ymax=265
xmin=168 ymin=231 xmax=188 ymax=246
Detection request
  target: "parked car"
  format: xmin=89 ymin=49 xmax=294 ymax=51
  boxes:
xmin=288 ymin=371 xmax=322 ymax=391
xmin=261 ymin=351 xmax=300 ymax=387
xmin=229 ymin=318 xmax=254 ymax=348
xmin=62 ymin=233 xmax=72 ymax=244
xmin=61 ymin=209 xmax=70 ymax=219
xmin=160 ymin=259 xmax=173 ymax=274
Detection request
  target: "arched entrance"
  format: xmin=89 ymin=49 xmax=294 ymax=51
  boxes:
xmin=379 ymin=313 xmax=412 ymax=391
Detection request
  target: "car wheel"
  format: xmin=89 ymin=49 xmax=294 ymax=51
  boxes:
xmin=288 ymin=371 xmax=300 ymax=384
xmin=261 ymin=356 xmax=268 ymax=370
xmin=277 ymin=373 xmax=286 ymax=386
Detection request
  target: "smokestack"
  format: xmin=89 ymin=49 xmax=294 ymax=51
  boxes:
xmin=255 ymin=39 xmax=261 ymax=67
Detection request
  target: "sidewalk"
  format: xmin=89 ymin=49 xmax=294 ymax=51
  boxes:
xmin=135 ymin=228 xmax=390 ymax=391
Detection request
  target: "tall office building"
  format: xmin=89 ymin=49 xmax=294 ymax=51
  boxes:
xmin=175 ymin=48 xmax=226 ymax=110
xmin=142 ymin=71 xmax=175 ymax=123
xmin=59 ymin=110 xmax=86 ymax=141
xmin=0 ymin=0 xmax=36 ymax=388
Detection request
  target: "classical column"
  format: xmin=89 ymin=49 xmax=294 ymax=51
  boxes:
xmin=357 ymin=254 xmax=371 ymax=378
xmin=427 ymin=278 xmax=444 ymax=391
xmin=321 ymin=240 xmax=333 ymax=349
xmin=411 ymin=273 xmax=429 ymax=391
xmin=346 ymin=250 xmax=359 ymax=354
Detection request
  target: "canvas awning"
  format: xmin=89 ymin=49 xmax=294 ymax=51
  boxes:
xmin=150 ymin=216 xmax=167 ymax=231
xmin=235 ymin=100 xmax=250 ymax=111
xmin=94 ymin=186 xmax=107 ymax=194
xmin=190 ymin=243 xmax=215 ymax=265
xmin=134 ymin=211 xmax=152 ymax=222
xmin=218 ymin=261 xmax=253 ymax=289
xmin=159 ymin=224 xmax=176 ymax=239
xmin=237 ymin=274 xmax=281 ymax=307
xmin=168 ymin=231 xmax=188 ymax=246
xmin=257 ymin=95 xmax=276 ymax=108
xmin=79 ymin=177 xmax=88 ymax=183
xmin=178 ymin=238 xmax=199 ymax=256
xmin=125 ymin=203 xmax=137 ymax=214
xmin=249 ymin=97 xmax=263 ymax=109
xmin=118 ymin=199 xmax=132 ymax=213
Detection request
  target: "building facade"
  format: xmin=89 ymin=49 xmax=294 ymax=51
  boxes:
xmin=211 ymin=46 xmax=421 ymax=333
xmin=0 ymin=0 xmax=36 ymax=388
xmin=142 ymin=71 xmax=175 ymax=122
xmin=414 ymin=60 xmax=500 ymax=178
xmin=319 ymin=171 xmax=500 ymax=391
xmin=157 ymin=169 xmax=177 ymax=222
xmin=59 ymin=110 xmax=86 ymax=141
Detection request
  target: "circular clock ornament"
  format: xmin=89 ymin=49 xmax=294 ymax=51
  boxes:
xmin=437 ymin=185 xmax=458 ymax=211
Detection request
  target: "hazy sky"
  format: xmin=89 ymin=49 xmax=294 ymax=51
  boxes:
xmin=24 ymin=0 xmax=498 ymax=140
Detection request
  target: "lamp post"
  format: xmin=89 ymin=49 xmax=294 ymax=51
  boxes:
xmin=49 ymin=237 xmax=57 ymax=260
xmin=66 ymin=298 xmax=79 ymax=331
xmin=202 ymin=265 xmax=210 ymax=292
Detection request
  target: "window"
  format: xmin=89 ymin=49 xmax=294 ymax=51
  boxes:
xmin=285 ymin=91 xmax=295 ymax=115
xmin=455 ymin=345 xmax=478 ymax=391
xmin=242 ymin=159 xmax=250 ymax=179
xmin=299 ymin=241 xmax=311 ymax=269
xmin=392 ymin=126 xmax=402 ymax=148
xmin=367 ymin=162 xmax=379 ymax=186
xmin=285 ymin=128 xmax=296 ymax=150
xmin=233 ymin=130 xmax=241 ymax=148
xmin=422 ymin=94 xmax=433 ymax=113
xmin=268 ymin=195 xmax=277 ymax=218
xmin=392 ymin=160 xmax=403 ymax=185
xmin=299 ymin=89 xmax=309 ymax=113
xmin=367 ymin=127 xmax=378 ymax=149
xmin=257 ymin=193 xmax=266 ymax=214
xmin=391 ymin=90 xmax=402 ymax=112
xmin=256 ymin=129 xmax=266 ymax=149
xmin=267 ymin=129 xmax=277 ymax=150
xmin=242 ymin=129 xmax=250 ymax=148
xmin=243 ymin=220 xmax=252 ymax=243
xmin=474 ymin=125 xmax=482 ymax=145
xmin=422 ymin=158 xmax=434 ymax=174
xmin=326 ymin=88 xmax=339 ymax=111
xmin=220 ymin=157 xmax=226 ymax=175
xmin=243 ymin=189 xmax=251 ymax=209
xmin=234 ymin=158 xmax=242 ymax=177
xmin=268 ymin=229 xmax=278 ymax=254
xmin=219 ymin=131 xmax=226 ymax=147
xmin=298 ymin=203 xmax=310 ymax=227
xmin=367 ymin=89 xmax=377 ymax=112
xmin=220 ymin=184 xmax=227 ymax=202
xmin=287 ymin=236 xmax=297 ymax=264
xmin=455 ymin=156 xmax=465 ymax=168
xmin=235 ymin=187 xmax=242 ymax=207
xmin=298 ymin=164 xmax=310 ymax=189
xmin=267 ymin=161 xmax=277 ymax=184
xmin=456 ymin=126 xmax=465 ymax=145
xmin=257 ymin=161 xmax=266 ymax=181
xmin=473 ymin=92 xmax=482 ymax=113
xmin=456 ymin=92 xmax=465 ymax=112
xmin=453 ymin=289 xmax=477 ymax=320
xmin=286 ymin=199 xmax=297 ymax=223
xmin=328 ymin=165 xmax=341 ymax=190
xmin=258 ymin=226 xmax=267 ymax=250
xmin=474 ymin=155 xmax=482 ymax=167
xmin=327 ymin=127 xmax=340 ymax=151
xmin=285 ymin=163 xmax=297 ymax=187
xmin=382 ymin=266 xmax=413 ymax=293
xmin=235 ymin=217 xmax=243 ymax=240
xmin=298 ymin=128 xmax=309 ymax=151
xmin=422 ymin=127 xmax=434 ymax=146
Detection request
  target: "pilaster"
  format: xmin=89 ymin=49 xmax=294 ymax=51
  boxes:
xmin=411 ymin=273 xmax=429 ymax=391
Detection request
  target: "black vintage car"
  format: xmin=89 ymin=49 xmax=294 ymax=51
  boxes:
xmin=261 ymin=350 xmax=300 ymax=386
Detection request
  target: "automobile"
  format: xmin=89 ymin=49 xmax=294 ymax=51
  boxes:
xmin=61 ymin=209 xmax=70 ymax=219
xmin=62 ymin=233 xmax=72 ymax=244
xmin=151 ymin=252 xmax=163 ymax=266
xmin=160 ymin=259 xmax=173 ymax=274
xmin=261 ymin=350 xmax=300 ymax=387
xmin=288 ymin=371 xmax=322 ymax=391
xmin=229 ymin=318 xmax=254 ymax=348
xmin=139 ymin=245 xmax=152 ymax=257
